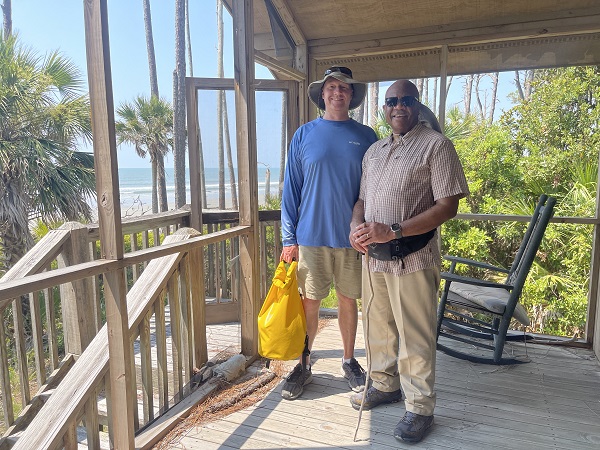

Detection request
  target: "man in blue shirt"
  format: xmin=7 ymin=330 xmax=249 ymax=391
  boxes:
xmin=280 ymin=67 xmax=378 ymax=400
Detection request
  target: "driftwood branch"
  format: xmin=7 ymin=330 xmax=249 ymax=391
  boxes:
xmin=205 ymin=371 xmax=276 ymax=414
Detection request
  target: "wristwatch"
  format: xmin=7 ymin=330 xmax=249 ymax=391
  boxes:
xmin=391 ymin=223 xmax=403 ymax=239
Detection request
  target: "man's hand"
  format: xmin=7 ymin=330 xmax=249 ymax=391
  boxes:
xmin=281 ymin=245 xmax=299 ymax=263
xmin=350 ymin=221 xmax=394 ymax=253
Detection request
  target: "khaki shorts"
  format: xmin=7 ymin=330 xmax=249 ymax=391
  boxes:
xmin=297 ymin=246 xmax=362 ymax=300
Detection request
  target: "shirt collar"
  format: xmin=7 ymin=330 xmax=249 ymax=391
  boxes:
xmin=384 ymin=123 xmax=424 ymax=146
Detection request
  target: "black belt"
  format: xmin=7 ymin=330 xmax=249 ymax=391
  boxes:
xmin=367 ymin=229 xmax=435 ymax=265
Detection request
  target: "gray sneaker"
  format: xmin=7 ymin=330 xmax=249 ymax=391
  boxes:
xmin=341 ymin=358 xmax=366 ymax=392
xmin=350 ymin=385 xmax=403 ymax=411
xmin=281 ymin=363 xmax=313 ymax=400
xmin=394 ymin=411 xmax=434 ymax=443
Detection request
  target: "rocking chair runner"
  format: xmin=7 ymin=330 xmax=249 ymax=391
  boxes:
xmin=436 ymin=194 xmax=556 ymax=364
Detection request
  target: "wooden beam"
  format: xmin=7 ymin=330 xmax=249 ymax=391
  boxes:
xmin=254 ymin=50 xmax=305 ymax=81
xmin=0 ymin=226 xmax=251 ymax=304
xmin=184 ymin=77 xmax=291 ymax=92
xmin=0 ymin=230 xmax=69 ymax=281
xmin=185 ymin=78 xmax=202 ymax=232
xmin=267 ymin=0 xmax=306 ymax=46
xmin=232 ymin=0 xmax=261 ymax=357
xmin=57 ymin=223 xmax=97 ymax=355
xmin=308 ymin=12 xmax=600 ymax=60
xmin=588 ymin=149 xmax=600 ymax=355
xmin=86 ymin=208 xmax=190 ymax=240
xmin=82 ymin=1 xmax=134 ymax=448
xmin=314 ymin=33 xmax=600 ymax=82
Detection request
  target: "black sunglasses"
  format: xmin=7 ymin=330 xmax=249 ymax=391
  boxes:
xmin=385 ymin=96 xmax=419 ymax=108
xmin=324 ymin=66 xmax=353 ymax=78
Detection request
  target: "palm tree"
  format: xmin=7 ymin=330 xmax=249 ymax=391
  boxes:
xmin=173 ymin=0 xmax=187 ymax=208
xmin=142 ymin=0 xmax=159 ymax=98
xmin=115 ymin=96 xmax=173 ymax=213
xmin=2 ymin=0 xmax=11 ymax=37
xmin=0 ymin=34 xmax=95 ymax=273
xmin=183 ymin=0 xmax=207 ymax=208
xmin=142 ymin=0 xmax=169 ymax=214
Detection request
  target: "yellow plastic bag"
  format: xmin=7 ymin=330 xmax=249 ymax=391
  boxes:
xmin=258 ymin=261 xmax=306 ymax=360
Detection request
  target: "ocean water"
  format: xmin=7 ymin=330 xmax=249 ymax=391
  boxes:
xmin=106 ymin=167 xmax=281 ymax=216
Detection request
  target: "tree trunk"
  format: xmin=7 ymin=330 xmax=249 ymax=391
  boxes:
xmin=369 ymin=82 xmax=379 ymax=128
xmin=279 ymin=94 xmax=286 ymax=200
xmin=445 ymin=75 xmax=453 ymax=103
xmin=216 ymin=0 xmax=225 ymax=209
xmin=417 ymin=78 xmax=424 ymax=99
xmin=264 ymin=168 xmax=271 ymax=202
xmin=423 ymin=78 xmax=429 ymax=106
xmin=432 ymin=77 xmax=438 ymax=115
xmin=143 ymin=0 xmax=159 ymax=97
xmin=354 ymin=100 xmax=365 ymax=124
xmin=514 ymin=71 xmax=525 ymax=102
xmin=489 ymin=72 xmax=499 ymax=123
xmin=183 ymin=0 xmax=207 ymax=209
xmin=524 ymin=69 xmax=535 ymax=100
xmin=223 ymin=96 xmax=238 ymax=210
xmin=157 ymin=151 xmax=168 ymax=211
xmin=464 ymin=74 xmax=474 ymax=115
xmin=217 ymin=92 xmax=225 ymax=209
xmin=173 ymin=0 xmax=187 ymax=208
xmin=198 ymin=125 xmax=207 ymax=208
xmin=0 ymin=177 xmax=30 ymax=272
xmin=143 ymin=0 xmax=166 ymax=212
xmin=151 ymin=157 xmax=158 ymax=213
xmin=185 ymin=0 xmax=193 ymax=76
xmin=474 ymin=74 xmax=484 ymax=119
xmin=2 ymin=0 xmax=12 ymax=37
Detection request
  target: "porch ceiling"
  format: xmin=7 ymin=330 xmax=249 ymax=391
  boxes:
xmin=229 ymin=0 xmax=600 ymax=82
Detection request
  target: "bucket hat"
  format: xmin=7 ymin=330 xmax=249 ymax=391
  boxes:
xmin=308 ymin=66 xmax=367 ymax=110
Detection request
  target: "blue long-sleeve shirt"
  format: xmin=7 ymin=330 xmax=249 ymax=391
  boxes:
xmin=281 ymin=118 xmax=378 ymax=248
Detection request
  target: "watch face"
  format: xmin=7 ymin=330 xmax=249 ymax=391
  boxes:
xmin=392 ymin=223 xmax=400 ymax=232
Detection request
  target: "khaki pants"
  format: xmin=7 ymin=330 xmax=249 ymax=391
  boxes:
xmin=361 ymin=267 xmax=440 ymax=416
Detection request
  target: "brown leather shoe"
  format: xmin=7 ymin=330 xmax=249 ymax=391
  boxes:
xmin=350 ymin=385 xmax=403 ymax=410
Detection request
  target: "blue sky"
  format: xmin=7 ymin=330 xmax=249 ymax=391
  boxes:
xmin=13 ymin=1 xmax=517 ymax=169
xmin=13 ymin=1 xmax=277 ymax=168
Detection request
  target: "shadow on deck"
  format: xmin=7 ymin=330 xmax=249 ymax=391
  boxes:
xmin=166 ymin=318 xmax=600 ymax=450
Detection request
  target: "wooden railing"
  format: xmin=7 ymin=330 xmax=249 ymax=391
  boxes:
xmin=2 ymin=206 xmax=593 ymax=448
xmin=0 ymin=207 xmax=281 ymax=449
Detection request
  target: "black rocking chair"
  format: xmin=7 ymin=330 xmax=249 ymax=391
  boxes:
xmin=436 ymin=194 xmax=556 ymax=364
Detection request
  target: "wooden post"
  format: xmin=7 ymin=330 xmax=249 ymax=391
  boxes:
xmin=232 ymin=0 xmax=261 ymax=356
xmin=83 ymin=0 xmax=135 ymax=447
xmin=186 ymin=78 xmax=203 ymax=233
xmin=57 ymin=222 xmax=97 ymax=355
xmin=589 ymin=148 xmax=600 ymax=357
xmin=189 ymin=240 xmax=208 ymax=368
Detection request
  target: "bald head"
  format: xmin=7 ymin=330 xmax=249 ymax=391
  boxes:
xmin=386 ymin=80 xmax=419 ymax=99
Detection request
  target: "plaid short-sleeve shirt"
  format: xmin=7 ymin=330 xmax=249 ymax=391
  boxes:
xmin=360 ymin=123 xmax=469 ymax=276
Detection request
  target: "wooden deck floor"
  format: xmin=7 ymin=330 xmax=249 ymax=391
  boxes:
xmin=169 ymin=318 xmax=600 ymax=450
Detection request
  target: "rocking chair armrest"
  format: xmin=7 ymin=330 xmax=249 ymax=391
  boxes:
xmin=443 ymin=255 xmax=510 ymax=274
xmin=440 ymin=272 xmax=514 ymax=291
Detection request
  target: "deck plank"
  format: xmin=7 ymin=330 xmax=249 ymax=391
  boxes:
xmin=169 ymin=318 xmax=600 ymax=450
